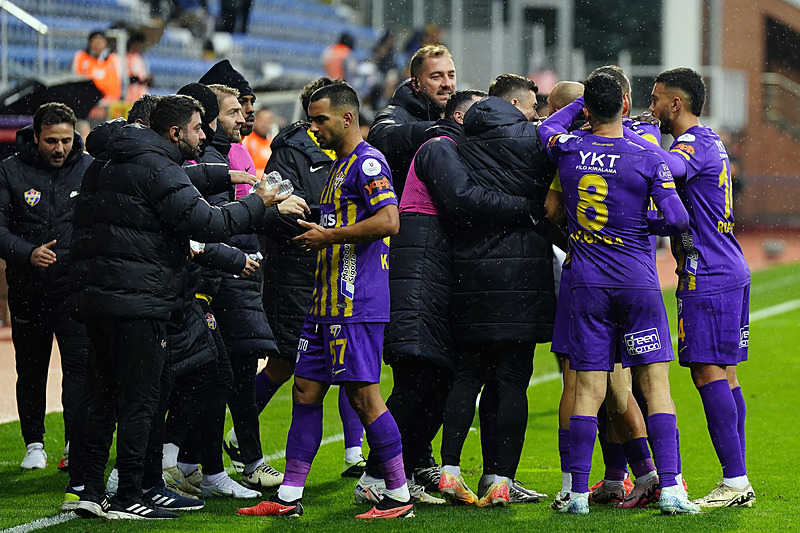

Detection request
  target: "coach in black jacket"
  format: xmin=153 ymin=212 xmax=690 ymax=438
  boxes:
xmin=76 ymin=95 xmax=284 ymax=518
xmin=0 ymin=103 xmax=92 ymax=470
xmin=367 ymin=44 xmax=456 ymax=196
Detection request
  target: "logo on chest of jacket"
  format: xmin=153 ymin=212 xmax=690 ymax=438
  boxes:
xmin=205 ymin=313 xmax=217 ymax=330
xmin=24 ymin=189 xmax=41 ymax=207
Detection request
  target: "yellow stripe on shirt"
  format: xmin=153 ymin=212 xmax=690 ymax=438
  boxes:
xmin=369 ymin=192 xmax=395 ymax=206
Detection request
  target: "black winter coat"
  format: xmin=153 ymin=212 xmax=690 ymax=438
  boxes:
xmin=260 ymin=122 xmax=332 ymax=358
xmin=82 ymin=124 xmax=266 ymax=320
xmin=368 ymin=79 xmax=440 ymax=197
xmin=0 ymin=125 xmax=92 ymax=297
xmin=452 ymin=97 xmax=557 ymax=345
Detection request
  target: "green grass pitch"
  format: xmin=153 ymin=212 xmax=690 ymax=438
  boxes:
xmin=1 ymin=262 xmax=798 ymax=532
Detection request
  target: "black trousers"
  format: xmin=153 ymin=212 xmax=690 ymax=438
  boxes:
xmin=82 ymin=317 xmax=167 ymax=502
xmin=441 ymin=341 xmax=535 ymax=480
xmin=10 ymin=290 xmax=88 ymax=446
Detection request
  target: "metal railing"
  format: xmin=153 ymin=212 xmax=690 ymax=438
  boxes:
xmin=0 ymin=0 xmax=51 ymax=89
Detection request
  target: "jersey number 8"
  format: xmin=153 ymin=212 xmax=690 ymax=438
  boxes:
xmin=577 ymin=173 xmax=609 ymax=231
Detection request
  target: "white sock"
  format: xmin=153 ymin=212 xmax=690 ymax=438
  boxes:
xmin=723 ymin=475 xmax=750 ymax=490
xmin=636 ymin=470 xmax=657 ymax=484
xmin=244 ymin=458 xmax=265 ymax=475
xmin=344 ymin=446 xmax=363 ymax=464
xmin=604 ymin=479 xmax=624 ymax=488
xmin=361 ymin=472 xmax=384 ymax=484
xmin=480 ymin=474 xmax=496 ymax=486
xmin=178 ymin=462 xmax=198 ymax=476
xmin=441 ymin=465 xmax=460 ymax=477
xmin=278 ymin=484 xmax=304 ymax=502
xmin=384 ymin=483 xmax=410 ymax=502
xmin=561 ymin=472 xmax=572 ymax=493
xmin=229 ymin=428 xmax=238 ymax=447
xmin=162 ymin=443 xmax=179 ymax=470
xmin=72 ymin=484 xmax=85 ymax=491
xmin=495 ymin=475 xmax=512 ymax=486
xmin=203 ymin=471 xmax=227 ymax=484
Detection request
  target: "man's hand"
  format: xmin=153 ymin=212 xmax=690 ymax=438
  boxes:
xmin=293 ymin=220 xmax=329 ymax=252
xmin=278 ymin=195 xmax=311 ymax=217
xmin=630 ymin=111 xmax=660 ymax=126
xmin=254 ymin=184 xmax=291 ymax=207
xmin=229 ymin=170 xmax=258 ymax=186
xmin=30 ymin=240 xmax=57 ymax=268
xmin=240 ymin=256 xmax=260 ymax=277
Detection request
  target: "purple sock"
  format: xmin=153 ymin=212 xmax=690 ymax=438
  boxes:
xmin=365 ymin=411 xmax=405 ymax=490
xmin=557 ymin=428 xmax=570 ymax=474
xmin=602 ymin=442 xmax=628 ymax=482
xmin=698 ymin=379 xmax=746 ymax=478
xmin=647 ymin=413 xmax=678 ymax=488
xmin=283 ymin=403 xmax=323 ymax=487
xmin=622 ymin=437 xmax=655 ymax=478
xmin=731 ymin=386 xmax=746 ymax=469
xmin=338 ymin=386 xmax=364 ymax=449
xmin=569 ymin=416 xmax=598 ymax=494
xmin=254 ymin=371 xmax=282 ymax=413
xmin=676 ymin=428 xmax=682 ymax=475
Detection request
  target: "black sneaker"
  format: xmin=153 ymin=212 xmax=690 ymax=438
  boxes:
xmin=107 ymin=496 xmax=180 ymax=519
xmin=412 ymin=465 xmax=442 ymax=494
xmin=237 ymin=492 xmax=304 ymax=517
xmin=74 ymin=492 xmax=111 ymax=518
xmin=143 ymin=480 xmax=205 ymax=511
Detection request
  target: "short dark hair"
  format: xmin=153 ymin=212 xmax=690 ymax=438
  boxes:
xmin=409 ymin=44 xmax=453 ymax=78
xmin=309 ymin=82 xmax=360 ymax=114
xmin=33 ymin=102 xmax=77 ymax=135
xmin=300 ymin=76 xmax=336 ymax=114
xmin=127 ymin=94 xmax=162 ymax=126
xmin=444 ymin=90 xmax=487 ymax=120
xmin=655 ymin=67 xmax=706 ymax=116
xmin=488 ymin=74 xmax=538 ymax=101
xmin=591 ymin=65 xmax=630 ymax=94
xmin=583 ymin=72 xmax=623 ymax=123
xmin=149 ymin=95 xmax=204 ymax=136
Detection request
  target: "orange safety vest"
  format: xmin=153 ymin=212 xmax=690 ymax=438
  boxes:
xmin=242 ymin=133 xmax=272 ymax=178
xmin=73 ymin=50 xmax=122 ymax=101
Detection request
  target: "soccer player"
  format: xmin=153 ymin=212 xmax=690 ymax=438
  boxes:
xmin=626 ymin=67 xmax=754 ymax=508
xmin=237 ymin=82 xmax=413 ymax=519
xmin=539 ymin=72 xmax=698 ymax=515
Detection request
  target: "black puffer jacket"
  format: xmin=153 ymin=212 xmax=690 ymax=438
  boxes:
xmin=260 ymin=122 xmax=332 ymax=358
xmin=81 ymin=124 xmax=266 ymax=320
xmin=385 ymin=118 xmax=537 ymax=369
xmin=451 ymin=96 xmax=557 ymax=345
xmin=368 ymin=79 xmax=440 ymax=196
xmin=0 ymin=125 xmax=92 ymax=297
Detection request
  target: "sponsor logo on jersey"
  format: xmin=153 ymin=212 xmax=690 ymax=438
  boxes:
xmin=24 ymin=189 xmax=41 ymax=207
xmin=361 ymin=158 xmax=382 ymax=177
xmin=677 ymin=133 xmax=696 ymax=142
xmin=739 ymin=325 xmax=749 ymax=348
xmin=340 ymin=243 xmax=356 ymax=300
xmin=205 ymin=313 xmax=216 ymax=330
xmin=674 ymin=143 xmax=695 ymax=156
xmin=677 ymin=298 xmax=682 ymax=315
xmin=364 ymin=177 xmax=391 ymax=195
xmin=625 ymin=328 xmax=662 ymax=355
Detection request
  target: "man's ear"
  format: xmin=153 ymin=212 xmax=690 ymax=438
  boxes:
xmin=343 ymin=111 xmax=354 ymax=128
xmin=169 ymin=125 xmax=180 ymax=143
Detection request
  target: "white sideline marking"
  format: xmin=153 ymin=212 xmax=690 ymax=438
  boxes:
xmin=1 ymin=512 xmax=76 ymax=533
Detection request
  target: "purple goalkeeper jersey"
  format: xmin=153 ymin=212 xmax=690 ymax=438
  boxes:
xmin=545 ymin=130 xmax=679 ymax=290
xmin=668 ymin=126 xmax=750 ymax=296
xmin=307 ymin=141 xmax=397 ymax=323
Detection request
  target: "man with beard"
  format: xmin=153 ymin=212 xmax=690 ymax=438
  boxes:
xmin=368 ymin=44 xmax=456 ymax=197
xmin=74 ymin=95 xmax=287 ymax=520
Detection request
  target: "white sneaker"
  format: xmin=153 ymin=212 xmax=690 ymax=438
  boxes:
xmin=660 ymin=485 xmax=701 ymax=514
xmin=21 ymin=443 xmax=47 ymax=470
xmin=354 ymin=473 xmax=386 ymax=504
xmin=241 ymin=463 xmax=284 ymax=490
xmin=106 ymin=468 xmax=119 ymax=496
xmin=201 ymin=473 xmax=262 ymax=498
xmin=164 ymin=465 xmax=203 ymax=497
xmin=558 ymin=492 xmax=589 ymax=514
xmin=692 ymin=482 xmax=755 ymax=508
xmin=408 ymin=481 xmax=445 ymax=504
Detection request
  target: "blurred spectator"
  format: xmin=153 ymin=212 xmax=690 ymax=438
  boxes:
xmin=242 ymin=107 xmax=276 ymax=177
xmin=719 ymin=129 xmax=745 ymax=204
xmin=73 ymin=31 xmax=122 ymax=102
xmin=217 ymin=0 xmax=253 ymax=33
xmin=125 ymin=31 xmax=153 ymax=103
xmin=322 ymin=32 xmax=356 ymax=80
xmin=374 ymin=30 xmax=399 ymax=76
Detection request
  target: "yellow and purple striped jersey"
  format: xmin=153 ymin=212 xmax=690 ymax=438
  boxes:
xmin=307 ymin=141 xmax=397 ymax=323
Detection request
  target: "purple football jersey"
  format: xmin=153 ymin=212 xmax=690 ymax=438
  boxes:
xmin=307 ymin=141 xmax=397 ymax=323
xmin=545 ymin=131 xmax=679 ymax=289
xmin=668 ymin=126 xmax=750 ymax=296
xmin=623 ymin=117 xmax=662 ymax=257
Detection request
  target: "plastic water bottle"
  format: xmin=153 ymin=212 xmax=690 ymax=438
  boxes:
xmin=252 ymin=170 xmax=294 ymax=196
xmin=189 ymin=240 xmax=205 ymax=253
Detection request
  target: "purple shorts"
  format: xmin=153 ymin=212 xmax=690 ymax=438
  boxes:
xmin=677 ymin=284 xmax=749 ymax=367
xmin=569 ymin=286 xmax=674 ymax=372
xmin=551 ymin=266 xmax=572 ymax=356
xmin=294 ymin=320 xmax=384 ymax=384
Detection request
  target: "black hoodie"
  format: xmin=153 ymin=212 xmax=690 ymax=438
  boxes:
xmin=0 ymin=124 xmax=93 ymax=296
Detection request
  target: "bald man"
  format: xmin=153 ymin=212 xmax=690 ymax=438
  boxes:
xmin=546 ymin=81 xmax=585 ymax=115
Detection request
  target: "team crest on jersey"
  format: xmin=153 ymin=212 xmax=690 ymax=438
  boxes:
xmin=329 ymin=325 xmax=341 ymax=337
xmin=676 ymin=298 xmax=682 ymax=315
xmin=333 ymin=171 xmax=345 ymax=189
xmin=205 ymin=313 xmax=216 ymax=330
xmin=676 ymin=133 xmax=695 ymax=142
xmin=24 ymin=189 xmax=41 ymax=207
xmin=361 ymin=158 xmax=382 ymax=177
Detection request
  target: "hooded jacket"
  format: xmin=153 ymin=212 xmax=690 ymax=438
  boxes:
xmin=368 ymin=79 xmax=440 ymax=196
xmin=81 ymin=124 xmax=265 ymax=320
xmin=0 ymin=125 xmax=93 ymax=297
xmin=451 ymin=96 xmax=557 ymax=345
